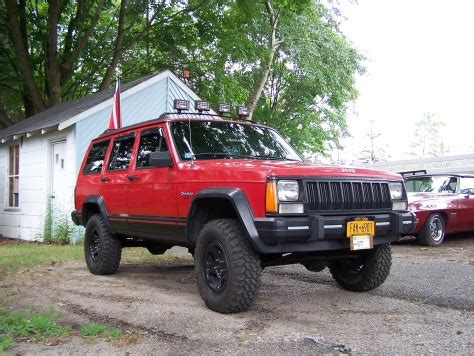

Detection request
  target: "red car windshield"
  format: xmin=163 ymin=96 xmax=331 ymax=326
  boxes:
xmin=405 ymin=176 xmax=457 ymax=193
xmin=170 ymin=120 xmax=302 ymax=162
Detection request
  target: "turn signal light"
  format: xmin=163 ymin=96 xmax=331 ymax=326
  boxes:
xmin=265 ymin=181 xmax=278 ymax=213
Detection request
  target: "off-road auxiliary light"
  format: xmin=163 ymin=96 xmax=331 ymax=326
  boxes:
xmin=174 ymin=99 xmax=189 ymax=113
xmin=217 ymin=103 xmax=231 ymax=115
xmin=195 ymin=100 xmax=210 ymax=112
xmin=236 ymin=106 xmax=250 ymax=119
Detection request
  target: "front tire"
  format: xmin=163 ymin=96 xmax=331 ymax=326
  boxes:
xmin=417 ymin=213 xmax=445 ymax=246
xmin=84 ymin=214 xmax=122 ymax=275
xmin=329 ymin=243 xmax=392 ymax=292
xmin=195 ymin=219 xmax=261 ymax=314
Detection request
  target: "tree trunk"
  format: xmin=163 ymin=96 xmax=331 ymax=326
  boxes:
xmin=46 ymin=0 xmax=63 ymax=106
xmin=5 ymin=0 xmax=46 ymax=112
xmin=0 ymin=105 xmax=14 ymax=129
xmin=99 ymin=0 xmax=127 ymax=91
xmin=246 ymin=0 xmax=278 ymax=121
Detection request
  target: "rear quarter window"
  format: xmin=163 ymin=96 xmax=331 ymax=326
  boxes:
xmin=83 ymin=140 xmax=110 ymax=174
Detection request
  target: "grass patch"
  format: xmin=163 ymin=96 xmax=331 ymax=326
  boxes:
xmin=0 ymin=243 xmax=83 ymax=279
xmin=0 ymin=308 xmax=71 ymax=351
xmin=0 ymin=335 xmax=13 ymax=352
xmin=80 ymin=323 xmax=122 ymax=340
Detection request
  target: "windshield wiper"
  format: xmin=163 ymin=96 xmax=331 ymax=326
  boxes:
xmin=192 ymin=152 xmax=250 ymax=159
xmin=252 ymin=156 xmax=301 ymax=161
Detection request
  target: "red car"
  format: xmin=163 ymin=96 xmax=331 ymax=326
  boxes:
xmin=405 ymin=173 xmax=474 ymax=246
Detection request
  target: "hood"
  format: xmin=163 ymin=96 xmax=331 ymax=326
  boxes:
xmin=178 ymin=159 xmax=402 ymax=182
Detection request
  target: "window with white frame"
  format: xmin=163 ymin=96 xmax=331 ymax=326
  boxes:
xmin=7 ymin=144 xmax=19 ymax=208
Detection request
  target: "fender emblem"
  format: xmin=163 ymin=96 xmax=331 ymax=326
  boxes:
xmin=180 ymin=192 xmax=194 ymax=197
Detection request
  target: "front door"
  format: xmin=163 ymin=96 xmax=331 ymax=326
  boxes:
xmin=51 ymin=140 xmax=68 ymax=215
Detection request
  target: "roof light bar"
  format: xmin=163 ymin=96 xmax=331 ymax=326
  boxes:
xmin=195 ymin=100 xmax=210 ymax=112
xmin=236 ymin=106 xmax=250 ymax=119
xmin=217 ymin=103 xmax=231 ymax=115
xmin=173 ymin=99 xmax=189 ymax=113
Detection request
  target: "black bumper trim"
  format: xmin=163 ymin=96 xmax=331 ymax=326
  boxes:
xmin=254 ymin=212 xmax=416 ymax=253
xmin=71 ymin=210 xmax=81 ymax=226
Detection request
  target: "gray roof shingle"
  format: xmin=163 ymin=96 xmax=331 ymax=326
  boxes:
xmin=0 ymin=73 xmax=157 ymax=140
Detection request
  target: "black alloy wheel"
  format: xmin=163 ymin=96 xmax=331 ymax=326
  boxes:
xmin=203 ymin=241 xmax=229 ymax=294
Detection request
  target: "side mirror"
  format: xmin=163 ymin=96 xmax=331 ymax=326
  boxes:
xmin=149 ymin=151 xmax=173 ymax=167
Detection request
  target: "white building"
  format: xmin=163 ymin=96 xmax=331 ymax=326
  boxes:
xmin=0 ymin=70 xmax=205 ymax=240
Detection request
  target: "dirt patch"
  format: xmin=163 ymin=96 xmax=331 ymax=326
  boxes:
xmin=2 ymin=235 xmax=473 ymax=354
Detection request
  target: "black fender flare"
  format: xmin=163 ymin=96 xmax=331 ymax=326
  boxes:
xmin=187 ymin=188 xmax=267 ymax=253
xmin=82 ymin=195 xmax=114 ymax=234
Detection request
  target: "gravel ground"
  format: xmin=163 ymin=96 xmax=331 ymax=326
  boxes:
xmin=2 ymin=234 xmax=473 ymax=355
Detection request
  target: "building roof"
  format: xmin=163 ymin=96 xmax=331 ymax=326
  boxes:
xmin=0 ymin=69 xmax=201 ymax=143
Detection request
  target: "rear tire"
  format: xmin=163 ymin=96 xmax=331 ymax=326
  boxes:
xmin=195 ymin=219 xmax=261 ymax=313
xmin=84 ymin=214 xmax=122 ymax=275
xmin=417 ymin=213 xmax=445 ymax=246
xmin=329 ymin=243 xmax=391 ymax=292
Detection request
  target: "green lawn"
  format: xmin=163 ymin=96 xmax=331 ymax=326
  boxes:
xmin=0 ymin=243 xmax=83 ymax=279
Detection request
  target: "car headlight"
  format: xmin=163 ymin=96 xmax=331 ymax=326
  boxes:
xmin=277 ymin=180 xmax=299 ymax=201
xmin=389 ymin=182 xmax=403 ymax=200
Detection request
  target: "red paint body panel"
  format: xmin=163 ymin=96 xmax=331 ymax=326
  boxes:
xmin=75 ymin=117 xmax=405 ymax=221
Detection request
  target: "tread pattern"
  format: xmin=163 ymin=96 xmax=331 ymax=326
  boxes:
xmin=329 ymin=243 xmax=392 ymax=292
xmin=195 ymin=219 xmax=261 ymax=314
xmin=85 ymin=214 xmax=122 ymax=275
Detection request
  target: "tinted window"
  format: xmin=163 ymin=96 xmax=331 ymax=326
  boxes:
xmin=136 ymin=128 xmax=169 ymax=168
xmin=171 ymin=120 xmax=301 ymax=161
xmin=83 ymin=140 xmax=110 ymax=174
xmin=108 ymin=135 xmax=135 ymax=171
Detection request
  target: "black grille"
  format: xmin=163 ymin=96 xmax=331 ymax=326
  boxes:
xmin=306 ymin=181 xmax=392 ymax=211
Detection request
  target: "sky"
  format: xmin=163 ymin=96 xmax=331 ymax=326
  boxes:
xmin=337 ymin=0 xmax=474 ymax=163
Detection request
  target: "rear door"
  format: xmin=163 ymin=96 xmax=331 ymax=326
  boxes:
xmin=458 ymin=177 xmax=474 ymax=231
xmin=100 ymin=133 xmax=137 ymax=232
xmin=127 ymin=125 xmax=182 ymax=242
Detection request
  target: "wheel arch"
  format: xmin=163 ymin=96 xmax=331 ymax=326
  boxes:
xmin=81 ymin=195 xmax=114 ymax=234
xmin=186 ymin=188 xmax=262 ymax=251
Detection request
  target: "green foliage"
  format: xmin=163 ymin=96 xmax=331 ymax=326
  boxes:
xmin=0 ymin=334 xmax=13 ymax=352
xmin=43 ymin=200 xmax=72 ymax=245
xmin=0 ymin=0 xmax=362 ymax=155
xmin=0 ymin=308 xmax=71 ymax=347
xmin=80 ymin=323 xmax=122 ymax=340
xmin=410 ymin=113 xmax=447 ymax=158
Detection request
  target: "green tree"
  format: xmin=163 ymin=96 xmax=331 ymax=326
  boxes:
xmin=410 ymin=113 xmax=447 ymax=158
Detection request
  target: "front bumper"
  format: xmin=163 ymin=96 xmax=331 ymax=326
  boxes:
xmin=253 ymin=211 xmax=416 ymax=253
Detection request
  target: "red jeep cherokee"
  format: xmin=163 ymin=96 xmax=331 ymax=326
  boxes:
xmin=72 ymin=102 xmax=415 ymax=313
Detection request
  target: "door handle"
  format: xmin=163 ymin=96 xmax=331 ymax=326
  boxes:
xmin=127 ymin=175 xmax=139 ymax=181
xmin=100 ymin=176 xmax=110 ymax=182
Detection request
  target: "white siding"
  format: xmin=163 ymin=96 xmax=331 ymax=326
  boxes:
xmin=0 ymin=127 xmax=76 ymax=240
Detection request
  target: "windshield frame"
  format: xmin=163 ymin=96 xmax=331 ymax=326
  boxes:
xmin=167 ymin=119 xmax=304 ymax=163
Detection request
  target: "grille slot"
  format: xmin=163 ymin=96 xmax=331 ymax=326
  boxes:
xmin=306 ymin=181 xmax=392 ymax=212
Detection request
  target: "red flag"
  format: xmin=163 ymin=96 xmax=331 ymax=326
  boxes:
xmin=108 ymin=79 xmax=122 ymax=129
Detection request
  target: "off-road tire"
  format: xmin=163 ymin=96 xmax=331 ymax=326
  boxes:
xmin=195 ymin=219 xmax=261 ymax=313
xmin=146 ymin=245 xmax=168 ymax=255
xmin=417 ymin=213 xmax=445 ymax=246
xmin=329 ymin=243 xmax=392 ymax=292
xmin=84 ymin=214 xmax=122 ymax=275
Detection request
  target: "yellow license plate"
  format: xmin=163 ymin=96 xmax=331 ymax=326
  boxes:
xmin=346 ymin=218 xmax=375 ymax=238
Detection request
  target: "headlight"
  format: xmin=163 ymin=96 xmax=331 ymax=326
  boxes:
xmin=277 ymin=180 xmax=299 ymax=201
xmin=389 ymin=182 xmax=403 ymax=200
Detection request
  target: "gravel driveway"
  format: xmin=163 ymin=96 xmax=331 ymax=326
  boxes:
xmin=4 ymin=234 xmax=473 ymax=354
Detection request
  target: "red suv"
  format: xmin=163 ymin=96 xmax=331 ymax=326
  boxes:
xmin=72 ymin=101 xmax=415 ymax=313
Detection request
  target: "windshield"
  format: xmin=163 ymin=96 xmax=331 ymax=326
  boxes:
xmin=170 ymin=120 xmax=302 ymax=161
xmin=405 ymin=176 xmax=457 ymax=193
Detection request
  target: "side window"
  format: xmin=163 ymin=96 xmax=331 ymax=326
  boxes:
xmin=460 ymin=178 xmax=474 ymax=195
xmin=83 ymin=140 xmax=110 ymax=174
xmin=108 ymin=135 xmax=136 ymax=171
xmin=136 ymin=127 xmax=168 ymax=168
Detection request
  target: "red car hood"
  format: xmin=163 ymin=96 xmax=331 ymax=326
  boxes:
xmin=180 ymin=159 xmax=402 ymax=181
